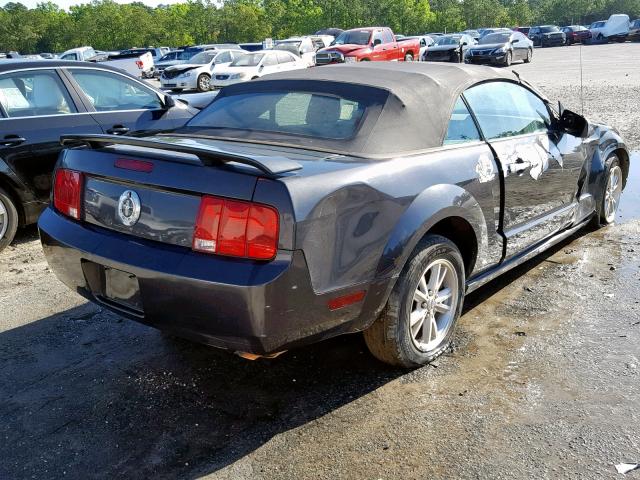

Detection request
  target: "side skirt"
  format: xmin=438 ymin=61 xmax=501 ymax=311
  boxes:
xmin=465 ymin=216 xmax=592 ymax=294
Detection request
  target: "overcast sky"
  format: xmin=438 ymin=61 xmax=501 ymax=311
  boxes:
xmin=0 ymin=0 xmax=184 ymax=9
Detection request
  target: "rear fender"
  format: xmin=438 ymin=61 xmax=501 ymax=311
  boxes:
xmin=587 ymin=126 xmax=628 ymax=216
xmin=375 ymin=184 xmax=489 ymax=283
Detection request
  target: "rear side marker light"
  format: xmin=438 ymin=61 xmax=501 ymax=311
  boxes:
xmin=115 ymin=158 xmax=154 ymax=173
xmin=193 ymin=196 xmax=279 ymax=260
xmin=53 ymin=169 xmax=83 ymax=220
xmin=328 ymin=290 xmax=366 ymax=311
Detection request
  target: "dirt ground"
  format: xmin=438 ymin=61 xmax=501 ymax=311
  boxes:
xmin=1 ymin=43 xmax=639 ymax=479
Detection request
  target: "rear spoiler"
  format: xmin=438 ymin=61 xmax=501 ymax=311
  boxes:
xmin=60 ymin=134 xmax=303 ymax=176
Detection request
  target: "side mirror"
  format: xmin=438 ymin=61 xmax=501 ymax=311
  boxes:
xmin=162 ymin=94 xmax=176 ymax=109
xmin=558 ymin=109 xmax=588 ymax=137
xmin=258 ymin=64 xmax=264 ymax=71
xmin=462 ymin=42 xmax=468 ymax=46
xmin=373 ymin=39 xmax=382 ymax=47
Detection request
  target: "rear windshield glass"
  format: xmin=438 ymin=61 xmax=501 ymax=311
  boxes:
xmin=188 ymin=91 xmax=367 ymax=140
xmin=540 ymin=26 xmax=559 ymax=32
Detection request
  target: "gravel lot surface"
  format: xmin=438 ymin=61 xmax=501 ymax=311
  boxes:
xmin=1 ymin=43 xmax=639 ymax=479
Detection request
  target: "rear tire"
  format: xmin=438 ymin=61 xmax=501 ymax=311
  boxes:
xmin=593 ymin=155 xmax=623 ymax=227
xmin=0 ymin=187 xmax=19 ymax=253
xmin=363 ymin=235 xmax=465 ymax=368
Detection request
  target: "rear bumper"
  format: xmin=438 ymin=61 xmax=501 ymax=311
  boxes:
xmin=38 ymin=208 xmax=379 ymax=354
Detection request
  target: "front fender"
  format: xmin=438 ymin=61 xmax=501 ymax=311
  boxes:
xmin=375 ymin=184 xmax=490 ymax=281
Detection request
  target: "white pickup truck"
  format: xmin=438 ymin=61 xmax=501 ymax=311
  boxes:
xmin=59 ymin=46 xmax=154 ymax=79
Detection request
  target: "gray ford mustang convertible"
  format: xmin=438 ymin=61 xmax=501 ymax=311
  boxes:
xmin=39 ymin=63 xmax=629 ymax=367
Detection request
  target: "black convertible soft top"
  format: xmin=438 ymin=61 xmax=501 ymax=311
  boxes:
xmin=204 ymin=63 xmax=524 ymax=157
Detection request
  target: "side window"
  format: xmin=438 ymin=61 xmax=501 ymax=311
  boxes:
xmin=0 ymin=70 xmax=76 ymax=118
xmin=215 ymin=51 xmax=232 ymax=64
xmin=382 ymin=30 xmax=395 ymax=43
xmin=444 ymin=97 xmax=481 ymax=145
xmin=68 ymin=69 xmax=162 ymax=112
xmin=277 ymin=52 xmax=294 ymax=64
xmin=463 ymin=81 xmax=551 ymax=140
xmin=61 ymin=53 xmax=77 ymax=61
xmin=372 ymin=32 xmax=384 ymax=45
xmin=262 ymin=54 xmax=278 ymax=66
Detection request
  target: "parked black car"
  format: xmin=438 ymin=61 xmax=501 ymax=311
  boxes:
xmin=39 ymin=63 xmax=629 ymax=367
xmin=0 ymin=60 xmax=197 ymax=251
xmin=465 ymin=31 xmax=532 ymax=66
xmin=529 ymin=25 xmax=566 ymax=46
xmin=561 ymin=25 xmax=592 ymax=44
xmin=422 ymin=34 xmax=475 ymax=62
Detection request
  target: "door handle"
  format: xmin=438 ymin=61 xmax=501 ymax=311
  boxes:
xmin=107 ymin=125 xmax=130 ymax=135
xmin=1 ymin=135 xmax=26 ymax=147
xmin=507 ymin=158 xmax=531 ymax=175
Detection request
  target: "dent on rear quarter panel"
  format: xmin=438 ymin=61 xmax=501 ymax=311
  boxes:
xmin=286 ymin=143 xmax=501 ymax=295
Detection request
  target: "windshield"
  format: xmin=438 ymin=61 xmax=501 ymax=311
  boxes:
xmin=480 ymin=33 xmax=511 ymax=44
xmin=632 ymin=19 xmax=640 ymax=27
xmin=540 ymin=26 xmax=559 ymax=32
xmin=434 ymin=36 xmax=460 ymax=46
xmin=188 ymin=91 xmax=367 ymax=140
xmin=591 ymin=21 xmax=605 ymax=27
xmin=177 ymin=51 xmax=193 ymax=60
xmin=230 ymin=53 xmax=263 ymax=67
xmin=189 ymin=51 xmax=216 ymax=64
xmin=332 ymin=30 xmax=371 ymax=46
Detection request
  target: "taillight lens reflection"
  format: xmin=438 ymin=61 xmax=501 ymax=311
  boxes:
xmin=53 ymin=169 xmax=83 ymax=220
xmin=193 ymin=195 xmax=279 ymax=260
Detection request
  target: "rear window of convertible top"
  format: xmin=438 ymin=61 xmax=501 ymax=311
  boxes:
xmin=187 ymin=89 xmax=376 ymax=140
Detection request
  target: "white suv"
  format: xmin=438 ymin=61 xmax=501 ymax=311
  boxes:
xmin=211 ymin=50 xmax=307 ymax=88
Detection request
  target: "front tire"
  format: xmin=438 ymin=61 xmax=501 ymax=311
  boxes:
xmin=594 ymin=155 xmax=623 ymax=226
xmin=504 ymin=50 xmax=512 ymax=67
xmin=196 ymin=73 xmax=211 ymax=92
xmin=524 ymin=48 xmax=532 ymax=63
xmin=364 ymin=235 xmax=465 ymax=368
xmin=0 ymin=187 xmax=19 ymax=252
xmin=404 ymin=53 xmax=414 ymax=62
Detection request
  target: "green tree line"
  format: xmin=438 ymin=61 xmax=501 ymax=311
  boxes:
xmin=1 ymin=0 xmax=639 ymax=53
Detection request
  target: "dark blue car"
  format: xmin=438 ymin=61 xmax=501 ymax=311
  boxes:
xmin=39 ymin=63 xmax=629 ymax=367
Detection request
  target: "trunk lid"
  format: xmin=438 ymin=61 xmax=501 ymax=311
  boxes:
xmin=60 ymin=134 xmax=303 ymax=249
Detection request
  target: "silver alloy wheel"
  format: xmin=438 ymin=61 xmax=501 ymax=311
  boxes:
xmin=199 ymin=75 xmax=210 ymax=91
xmin=409 ymin=258 xmax=459 ymax=352
xmin=604 ymin=165 xmax=623 ymax=223
xmin=0 ymin=197 xmax=7 ymax=241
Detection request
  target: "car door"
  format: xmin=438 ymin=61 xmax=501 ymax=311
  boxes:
xmin=275 ymin=51 xmax=297 ymax=72
xmin=260 ymin=53 xmax=279 ymax=76
xmin=463 ymin=81 xmax=583 ymax=258
xmin=381 ymin=29 xmax=399 ymax=60
xmin=62 ymin=67 xmax=190 ymax=135
xmin=512 ymin=33 xmax=525 ymax=59
xmin=370 ymin=31 xmax=387 ymax=61
xmin=0 ymin=68 xmax=102 ymax=202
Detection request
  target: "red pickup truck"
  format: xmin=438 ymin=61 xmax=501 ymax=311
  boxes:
xmin=315 ymin=27 xmax=420 ymax=64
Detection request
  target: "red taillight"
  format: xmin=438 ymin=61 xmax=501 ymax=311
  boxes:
xmin=53 ymin=169 xmax=83 ymax=220
xmin=136 ymin=60 xmax=144 ymax=69
xmin=193 ymin=196 xmax=279 ymax=260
